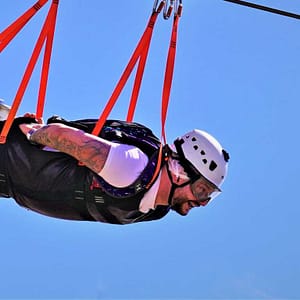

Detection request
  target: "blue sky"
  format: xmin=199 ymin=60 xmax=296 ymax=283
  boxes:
xmin=0 ymin=1 xmax=300 ymax=299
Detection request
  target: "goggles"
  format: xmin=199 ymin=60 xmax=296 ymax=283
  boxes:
xmin=190 ymin=176 xmax=221 ymax=206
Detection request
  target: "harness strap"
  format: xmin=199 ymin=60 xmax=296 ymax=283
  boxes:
xmin=36 ymin=0 xmax=59 ymax=120
xmin=161 ymin=11 xmax=181 ymax=144
xmin=150 ymin=9 xmax=182 ymax=183
xmin=91 ymin=5 xmax=163 ymax=137
xmin=0 ymin=0 xmax=48 ymax=53
xmin=92 ymin=2 xmax=182 ymax=184
xmin=0 ymin=0 xmax=59 ymax=144
xmin=126 ymin=32 xmax=152 ymax=122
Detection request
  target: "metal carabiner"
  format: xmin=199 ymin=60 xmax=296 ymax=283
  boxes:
xmin=163 ymin=0 xmax=183 ymax=19
xmin=153 ymin=0 xmax=182 ymax=19
xmin=163 ymin=0 xmax=174 ymax=20
xmin=174 ymin=0 xmax=183 ymax=17
xmin=153 ymin=0 xmax=165 ymax=13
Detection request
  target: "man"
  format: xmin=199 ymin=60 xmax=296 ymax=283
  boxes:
xmin=0 ymin=102 xmax=230 ymax=224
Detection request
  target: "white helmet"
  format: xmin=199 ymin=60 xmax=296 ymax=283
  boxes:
xmin=174 ymin=129 xmax=229 ymax=189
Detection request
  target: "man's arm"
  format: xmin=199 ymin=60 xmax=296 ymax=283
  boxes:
xmin=19 ymin=123 xmax=111 ymax=174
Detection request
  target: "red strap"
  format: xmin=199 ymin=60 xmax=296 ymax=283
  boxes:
xmin=161 ymin=14 xmax=180 ymax=144
xmin=93 ymin=3 xmax=181 ymax=143
xmin=91 ymin=9 xmax=161 ymax=136
xmin=126 ymin=35 xmax=151 ymax=122
xmin=126 ymin=11 xmax=159 ymax=122
xmin=148 ymin=13 xmax=181 ymax=186
xmin=0 ymin=0 xmax=48 ymax=53
xmin=36 ymin=0 xmax=59 ymax=119
xmin=0 ymin=0 xmax=58 ymax=143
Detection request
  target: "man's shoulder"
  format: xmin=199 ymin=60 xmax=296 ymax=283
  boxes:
xmin=47 ymin=116 xmax=161 ymax=157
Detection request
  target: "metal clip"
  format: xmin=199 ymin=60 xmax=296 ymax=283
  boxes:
xmin=153 ymin=0 xmax=165 ymax=13
xmin=153 ymin=0 xmax=182 ymax=19
xmin=174 ymin=0 xmax=183 ymax=17
xmin=163 ymin=0 xmax=183 ymax=19
xmin=163 ymin=0 xmax=174 ymax=19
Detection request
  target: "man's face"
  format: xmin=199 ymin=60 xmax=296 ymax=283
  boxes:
xmin=171 ymin=177 xmax=217 ymax=216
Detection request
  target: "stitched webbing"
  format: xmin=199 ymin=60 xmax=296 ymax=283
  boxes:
xmin=0 ymin=0 xmax=59 ymax=143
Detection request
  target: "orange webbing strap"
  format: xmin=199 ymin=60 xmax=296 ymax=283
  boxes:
xmin=0 ymin=0 xmax=48 ymax=53
xmin=91 ymin=2 xmax=165 ymax=137
xmin=161 ymin=11 xmax=181 ymax=144
xmin=0 ymin=0 xmax=59 ymax=144
xmin=36 ymin=0 xmax=59 ymax=119
xmin=147 ymin=8 xmax=182 ymax=188
xmin=126 ymin=35 xmax=151 ymax=122
xmin=126 ymin=3 xmax=164 ymax=122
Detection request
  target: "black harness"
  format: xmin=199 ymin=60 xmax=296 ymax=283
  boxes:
xmin=47 ymin=116 xmax=171 ymax=224
xmin=0 ymin=117 xmax=171 ymax=224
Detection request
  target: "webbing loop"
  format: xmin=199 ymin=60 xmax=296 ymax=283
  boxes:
xmin=161 ymin=13 xmax=181 ymax=144
xmin=91 ymin=7 xmax=163 ymax=137
xmin=36 ymin=0 xmax=59 ymax=120
xmin=91 ymin=2 xmax=182 ymax=184
xmin=92 ymin=1 xmax=182 ymax=148
xmin=0 ymin=0 xmax=59 ymax=143
xmin=151 ymin=10 xmax=182 ymax=190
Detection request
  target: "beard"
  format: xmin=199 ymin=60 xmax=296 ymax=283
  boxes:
xmin=171 ymin=203 xmax=188 ymax=216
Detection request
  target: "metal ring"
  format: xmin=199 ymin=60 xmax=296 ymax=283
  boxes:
xmin=163 ymin=0 xmax=174 ymax=19
xmin=153 ymin=0 xmax=159 ymax=12
xmin=175 ymin=0 xmax=183 ymax=17
xmin=153 ymin=0 xmax=166 ymax=13
xmin=153 ymin=0 xmax=182 ymax=18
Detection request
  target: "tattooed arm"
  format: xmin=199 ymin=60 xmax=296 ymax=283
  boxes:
xmin=19 ymin=123 xmax=111 ymax=174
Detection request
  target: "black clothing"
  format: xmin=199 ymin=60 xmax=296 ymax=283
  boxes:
xmin=0 ymin=117 xmax=170 ymax=224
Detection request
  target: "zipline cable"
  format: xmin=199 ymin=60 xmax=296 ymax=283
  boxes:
xmin=224 ymin=0 xmax=300 ymax=20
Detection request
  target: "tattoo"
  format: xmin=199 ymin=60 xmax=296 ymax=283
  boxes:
xmin=31 ymin=125 xmax=110 ymax=173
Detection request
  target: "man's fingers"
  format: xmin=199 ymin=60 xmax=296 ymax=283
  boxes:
xmin=23 ymin=113 xmax=36 ymax=118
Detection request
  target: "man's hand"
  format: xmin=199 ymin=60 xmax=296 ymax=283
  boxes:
xmin=23 ymin=112 xmax=44 ymax=124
